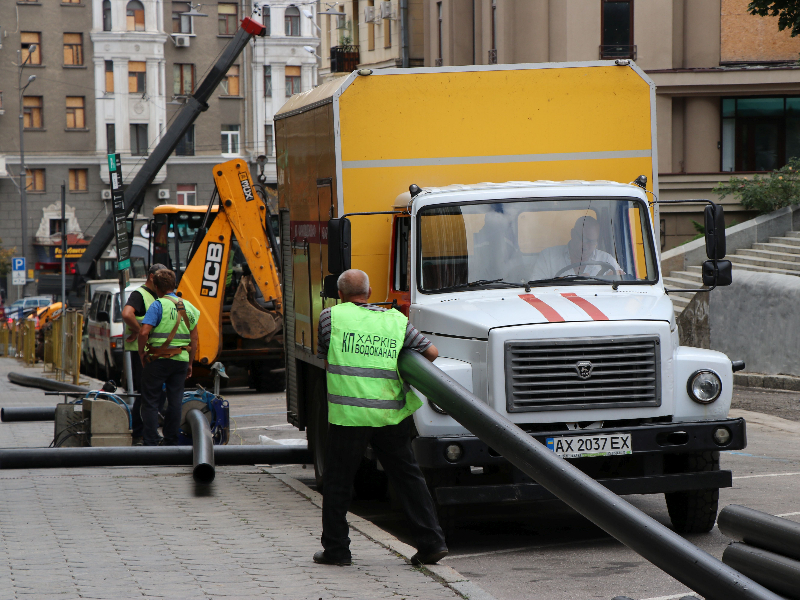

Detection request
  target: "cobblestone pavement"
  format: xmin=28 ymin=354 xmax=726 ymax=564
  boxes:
xmin=0 ymin=359 xmax=466 ymax=600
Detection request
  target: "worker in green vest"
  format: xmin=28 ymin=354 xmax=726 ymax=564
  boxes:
xmin=121 ymin=263 xmax=167 ymax=445
xmin=313 ymin=269 xmax=448 ymax=567
xmin=137 ymin=269 xmax=200 ymax=446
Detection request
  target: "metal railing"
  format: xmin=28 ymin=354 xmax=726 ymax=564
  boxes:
xmin=330 ymin=45 xmax=360 ymax=73
xmin=600 ymin=44 xmax=637 ymax=60
xmin=4 ymin=310 xmax=83 ymax=384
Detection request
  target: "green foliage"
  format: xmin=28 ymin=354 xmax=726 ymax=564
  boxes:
xmin=0 ymin=242 xmax=15 ymax=275
xmin=714 ymin=158 xmax=800 ymax=214
xmin=748 ymin=1 xmax=800 ymax=37
xmin=680 ymin=220 xmax=737 ymax=246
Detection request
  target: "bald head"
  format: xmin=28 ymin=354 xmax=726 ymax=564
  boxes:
xmin=337 ymin=269 xmax=371 ymax=302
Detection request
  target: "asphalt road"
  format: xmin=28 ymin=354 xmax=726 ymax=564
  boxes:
xmin=223 ymin=384 xmax=800 ymax=600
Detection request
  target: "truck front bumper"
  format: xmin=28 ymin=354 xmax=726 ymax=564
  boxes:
xmin=413 ymin=418 xmax=746 ymax=506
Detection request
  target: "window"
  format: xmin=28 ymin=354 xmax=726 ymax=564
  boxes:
xmin=384 ymin=10 xmax=391 ymax=48
xmin=285 ymin=66 xmax=300 ymax=96
xmin=63 ymin=33 xmax=83 ymax=66
xmin=175 ymin=125 xmax=195 ymax=156
xmin=21 ymin=32 xmax=41 ymax=65
xmin=103 ymin=0 xmax=112 ymax=30
xmin=601 ymin=0 xmax=634 ymax=59
xmin=218 ymin=3 xmax=238 ymax=35
xmin=176 ymin=184 xmax=196 ymax=205
xmin=50 ymin=219 xmax=62 ymax=236
xmin=130 ymin=124 xmax=148 ymax=155
xmin=721 ymin=97 xmax=800 ymax=172
xmin=66 ymin=97 xmax=85 ymax=129
xmin=285 ymin=6 xmax=300 ymax=36
xmin=68 ymin=169 xmax=87 ymax=192
xmin=105 ymin=60 xmax=114 ymax=93
xmin=106 ymin=123 xmax=116 ymax=153
xmin=436 ymin=2 xmax=442 ymax=64
xmin=62 ymin=0 xmax=82 ymax=4
xmin=221 ymin=65 xmax=239 ymax=96
xmin=173 ymin=63 xmax=195 ymax=96
xmin=26 ymin=169 xmax=45 ymax=193
xmin=264 ymin=6 xmax=270 ymax=36
xmin=127 ymin=0 xmax=145 ymax=31
xmin=172 ymin=2 xmax=192 ymax=33
xmin=23 ymin=96 xmax=43 ymax=129
xmin=221 ymin=125 xmax=240 ymax=155
xmin=265 ymin=124 xmax=273 ymax=156
xmin=264 ymin=66 xmax=272 ymax=97
xmin=128 ymin=61 xmax=146 ymax=94
xmin=368 ymin=0 xmax=375 ymax=51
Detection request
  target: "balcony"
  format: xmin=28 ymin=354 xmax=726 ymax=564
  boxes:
xmin=330 ymin=45 xmax=360 ymax=73
xmin=600 ymin=45 xmax=637 ymax=60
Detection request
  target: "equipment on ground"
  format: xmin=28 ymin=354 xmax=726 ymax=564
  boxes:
xmin=1 ymin=406 xmax=56 ymax=422
xmin=178 ymin=387 xmax=229 ymax=445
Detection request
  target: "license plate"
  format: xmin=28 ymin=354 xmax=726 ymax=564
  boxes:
xmin=546 ymin=433 xmax=632 ymax=459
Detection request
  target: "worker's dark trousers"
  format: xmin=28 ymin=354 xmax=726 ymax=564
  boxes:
xmin=140 ymin=359 xmax=188 ymax=446
xmin=321 ymin=417 xmax=446 ymax=560
xmin=128 ymin=351 xmax=144 ymax=438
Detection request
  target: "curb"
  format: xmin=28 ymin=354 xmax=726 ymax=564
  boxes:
xmin=268 ymin=470 xmax=499 ymax=600
xmin=735 ymin=372 xmax=800 ymax=392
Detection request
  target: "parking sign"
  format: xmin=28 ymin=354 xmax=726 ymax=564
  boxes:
xmin=11 ymin=257 xmax=25 ymax=286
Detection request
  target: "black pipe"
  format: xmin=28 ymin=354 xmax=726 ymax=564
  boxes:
xmin=1 ymin=406 xmax=56 ymax=422
xmin=723 ymin=543 xmax=800 ymax=600
xmin=718 ymin=504 xmax=800 ymax=562
xmin=0 ymin=444 xmax=310 ymax=470
xmin=8 ymin=372 xmax=88 ymax=393
xmin=397 ymin=349 xmax=779 ymax=600
xmin=187 ymin=409 xmax=215 ymax=483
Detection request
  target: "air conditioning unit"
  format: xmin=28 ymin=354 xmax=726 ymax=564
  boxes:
xmin=175 ymin=35 xmax=191 ymax=48
xmin=380 ymin=1 xmax=394 ymax=19
xmin=101 ymin=189 xmax=112 ymax=200
xmin=158 ymin=189 xmax=170 ymax=200
xmin=364 ymin=6 xmax=375 ymax=23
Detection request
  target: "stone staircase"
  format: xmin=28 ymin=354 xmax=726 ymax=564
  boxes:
xmin=665 ymin=230 xmax=800 ymax=317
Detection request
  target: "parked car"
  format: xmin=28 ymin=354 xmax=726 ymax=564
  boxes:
xmin=6 ymin=296 xmax=54 ymax=323
xmin=82 ymin=279 xmax=145 ymax=320
xmin=85 ymin=284 xmax=127 ymax=381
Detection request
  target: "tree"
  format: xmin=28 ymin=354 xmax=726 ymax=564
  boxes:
xmin=748 ymin=1 xmax=800 ymax=37
xmin=714 ymin=157 xmax=800 ymax=214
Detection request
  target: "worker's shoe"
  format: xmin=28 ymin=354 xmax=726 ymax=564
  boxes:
xmin=132 ymin=437 xmax=143 ymax=446
xmin=313 ymin=551 xmax=351 ymax=566
xmin=410 ymin=546 xmax=449 ymax=565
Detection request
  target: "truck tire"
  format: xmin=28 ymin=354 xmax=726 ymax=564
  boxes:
xmin=251 ymin=362 xmax=287 ymax=393
xmin=307 ymin=376 xmax=328 ymax=490
xmin=665 ymin=451 xmax=720 ymax=534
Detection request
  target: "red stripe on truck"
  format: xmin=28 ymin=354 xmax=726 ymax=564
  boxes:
xmin=561 ymin=293 xmax=609 ymax=320
xmin=519 ymin=294 xmax=565 ymax=322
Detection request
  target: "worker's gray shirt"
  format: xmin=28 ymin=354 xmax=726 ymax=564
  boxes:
xmin=316 ymin=304 xmax=432 ymax=360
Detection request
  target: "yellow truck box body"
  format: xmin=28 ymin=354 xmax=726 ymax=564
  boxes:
xmin=275 ymin=62 xmax=657 ymax=414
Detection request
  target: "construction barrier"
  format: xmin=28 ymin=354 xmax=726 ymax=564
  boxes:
xmin=59 ymin=311 xmax=83 ymax=385
xmin=7 ymin=310 xmax=83 ymax=385
xmin=19 ymin=319 xmax=36 ymax=366
xmin=0 ymin=326 xmax=8 ymax=357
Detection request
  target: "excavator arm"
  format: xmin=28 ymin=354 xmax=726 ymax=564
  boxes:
xmin=177 ymin=159 xmax=282 ymax=366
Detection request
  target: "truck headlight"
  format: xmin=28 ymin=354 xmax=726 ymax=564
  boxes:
xmin=687 ymin=370 xmax=722 ymax=404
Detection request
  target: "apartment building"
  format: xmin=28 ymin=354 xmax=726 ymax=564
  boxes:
xmin=0 ymin=0 xmax=318 ymax=299
xmin=423 ymin=0 xmax=800 ymax=250
xmin=317 ymin=0 xmax=424 ymax=82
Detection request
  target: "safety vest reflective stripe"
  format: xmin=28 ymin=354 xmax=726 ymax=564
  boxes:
xmin=148 ymin=296 xmax=199 ymax=362
xmin=326 ymin=364 xmax=399 ymax=380
xmin=148 ymin=332 xmax=191 ymax=340
xmin=327 ymin=394 xmax=405 ymax=410
xmin=124 ymin=287 xmax=156 ymax=351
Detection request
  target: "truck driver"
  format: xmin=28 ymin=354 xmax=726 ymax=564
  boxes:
xmin=313 ymin=269 xmax=448 ymax=567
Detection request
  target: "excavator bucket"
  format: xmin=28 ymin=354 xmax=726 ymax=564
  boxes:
xmin=229 ymin=275 xmax=281 ymax=341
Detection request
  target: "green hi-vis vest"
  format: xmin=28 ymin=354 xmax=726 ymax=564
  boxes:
xmin=326 ymin=302 xmax=422 ymax=427
xmin=124 ymin=287 xmax=156 ymax=351
xmin=148 ymin=296 xmax=200 ymax=362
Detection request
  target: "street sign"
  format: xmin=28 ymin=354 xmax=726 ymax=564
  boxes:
xmin=11 ymin=257 xmax=25 ymax=286
xmin=108 ymin=153 xmax=131 ymax=271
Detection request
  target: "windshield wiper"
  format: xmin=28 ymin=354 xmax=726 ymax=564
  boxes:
xmin=434 ymin=279 xmax=526 ymax=293
xmin=527 ymin=275 xmax=613 ymax=287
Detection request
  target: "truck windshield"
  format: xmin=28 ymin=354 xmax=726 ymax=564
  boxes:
xmin=417 ymin=198 xmax=657 ymax=293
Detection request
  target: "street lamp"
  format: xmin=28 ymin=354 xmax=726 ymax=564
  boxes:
xmin=303 ymin=45 xmax=322 ymax=59
xmin=18 ymin=44 xmax=37 ymax=297
xmin=302 ymin=9 xmax=322 ymax=33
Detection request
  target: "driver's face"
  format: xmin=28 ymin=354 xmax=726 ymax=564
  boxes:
xmin=577 ymin=227 xmax=599 ymax=259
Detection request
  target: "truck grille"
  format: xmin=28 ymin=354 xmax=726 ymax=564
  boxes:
xmin=505 ymin=336 xmax=660 ymax=412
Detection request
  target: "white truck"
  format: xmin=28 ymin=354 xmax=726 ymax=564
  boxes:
xmin=275 ymin=61 xmax=744 ymax=533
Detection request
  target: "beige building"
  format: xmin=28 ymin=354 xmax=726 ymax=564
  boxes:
xmin=317 ymin=0 xmax=424 ymax=81
xmin=422 ymin=0 xmax=800 ymax=249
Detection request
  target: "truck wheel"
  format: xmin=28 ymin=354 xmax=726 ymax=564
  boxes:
xmin=307 ymin=376 xmax=328 ymax=490
xmin=252 ymin=362 xmax=287 ymax=393
xmin=664 ymin=451 xmax=720 ymax=534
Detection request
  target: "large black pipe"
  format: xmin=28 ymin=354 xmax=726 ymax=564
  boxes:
xmin=1 ymin=406 xmax=56 ymax=422
xmin=0 ymin=444 xmax=310 ymax=470
xmin=187 ymin=409 xmax=215 ymax=483
xmin=8 ymin=372 xmax=88 ymax=393
xmin=718 ymin=504 xmax=800 ymax=562
xmin=723 ymin=543 xmax=800 ymax=600
xmin=397 ymin=349 xmax=780 ymax=600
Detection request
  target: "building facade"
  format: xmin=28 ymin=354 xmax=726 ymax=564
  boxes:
xmin=423 ymin=0 xmax=800 ymax=250
xmin=0 ymin=0 xmax=318 ymax=300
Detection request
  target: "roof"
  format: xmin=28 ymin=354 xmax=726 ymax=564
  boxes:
xmin=274 ymin=76 xmax=349 ymax=120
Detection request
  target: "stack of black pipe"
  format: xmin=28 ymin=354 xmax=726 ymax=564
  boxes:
xmin=718 ymin=504 xmax=800 ymax=600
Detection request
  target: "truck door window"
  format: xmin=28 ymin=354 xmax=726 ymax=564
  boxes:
xmin=89 ymin=293 xmax=101 ymax=320
xmin=394 ymin=217 xmax=410 ymax=291
xmin=418 ymin=198 xmax=657 ymax=293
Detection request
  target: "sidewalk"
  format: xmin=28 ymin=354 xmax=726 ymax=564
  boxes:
xmin=0 ymin=358 xmax=482 ymax=600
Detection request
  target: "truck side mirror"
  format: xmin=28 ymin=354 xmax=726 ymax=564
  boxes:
xmin=701 ymin=259 xmax=732 ymax=287
xmin=704 ymin=204 xmax=726 ymax=259
xmin=327 ymin=217 xmax=351 ymax=274
xmin=322 ymin=274 xmax=340 ymax=299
